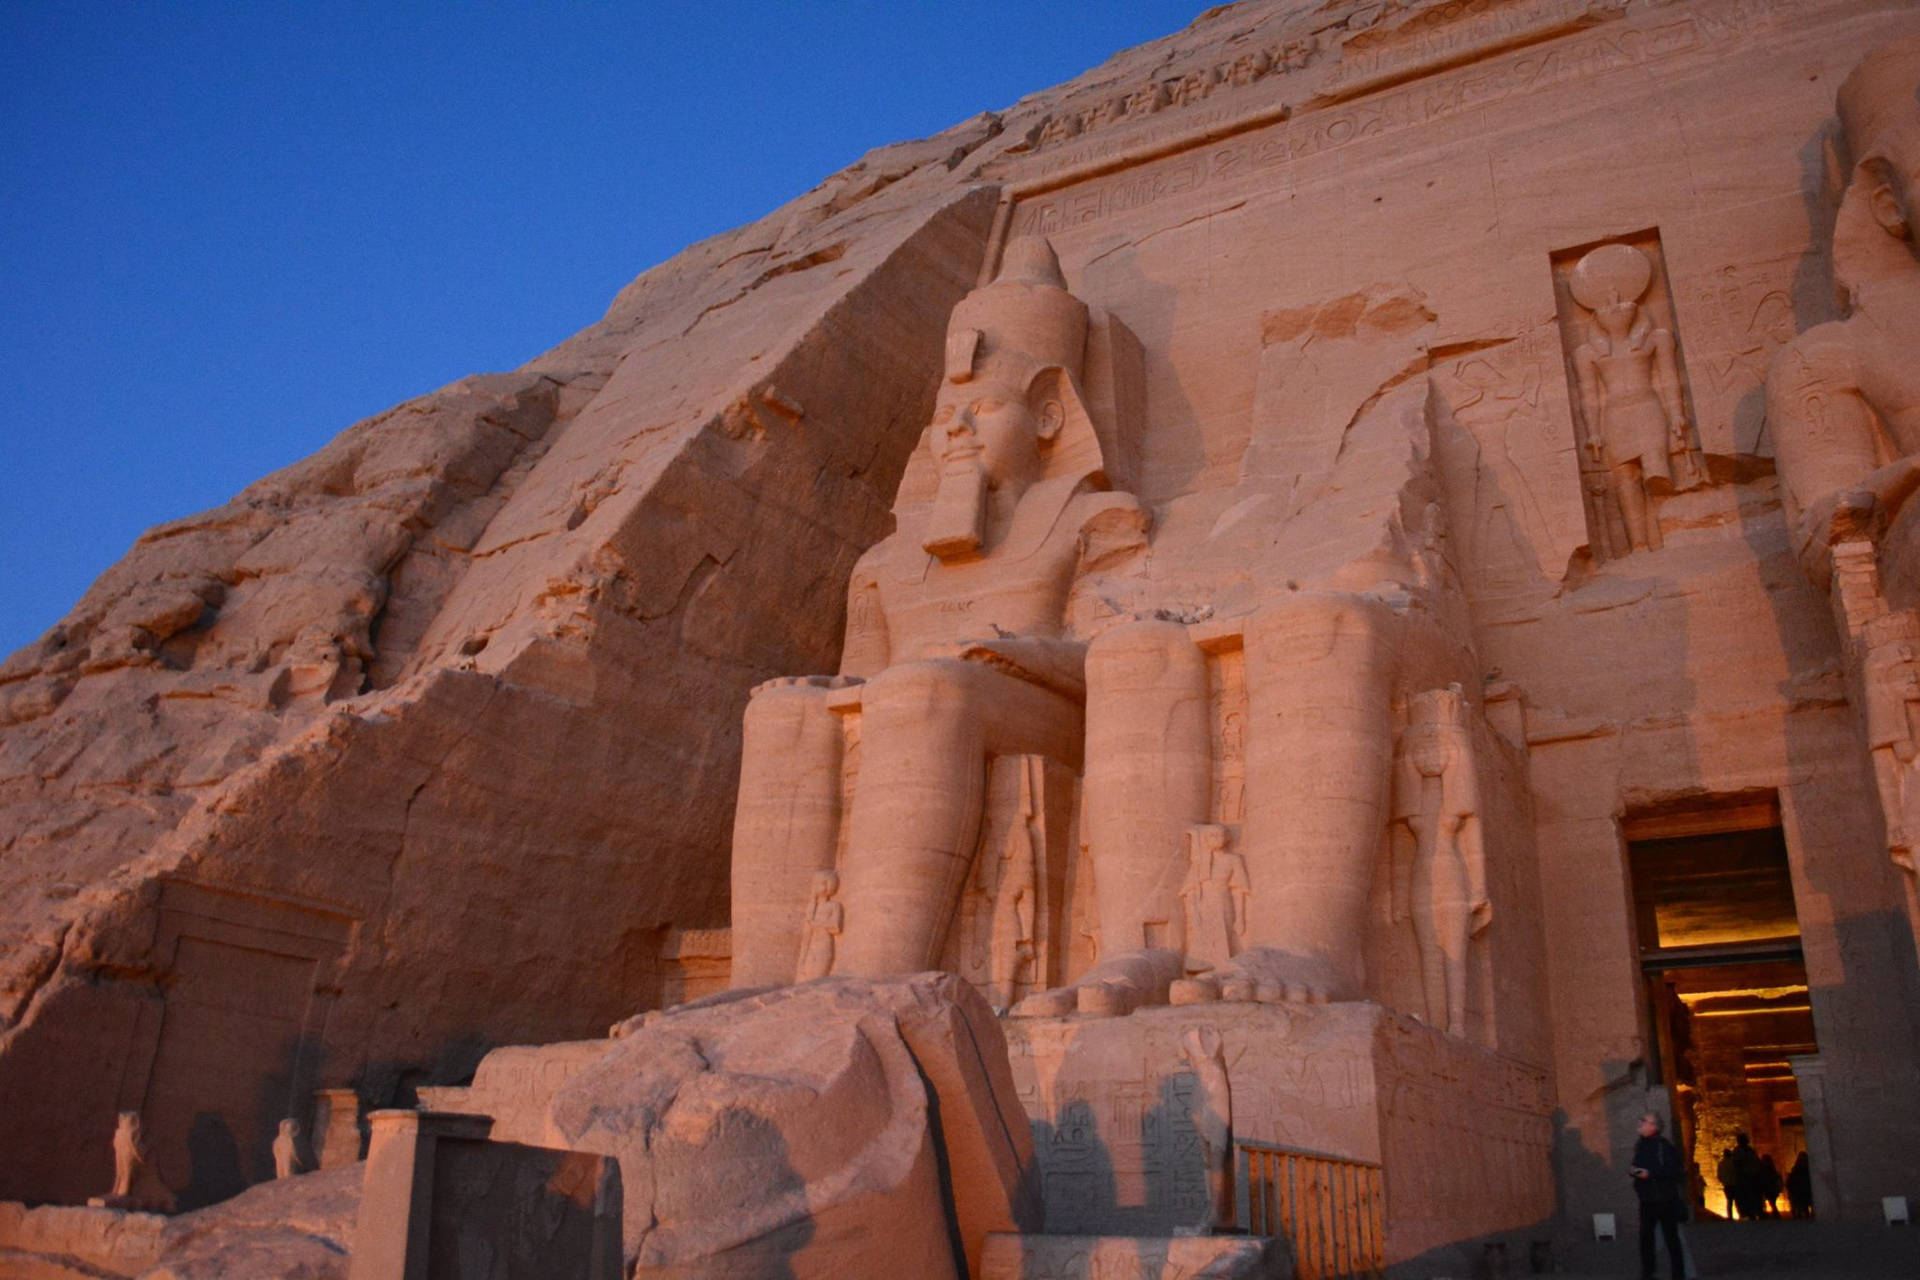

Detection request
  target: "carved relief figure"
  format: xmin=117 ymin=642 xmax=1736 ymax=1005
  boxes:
xmin=988 ymin=758 xmax=1041 ymax=1009
xmin=1569 ymin=243 xmax=1700 ymax=554
xmin=1391 ymin=684 xmax=1491 ymax=1038
xmin=1179 ymin=824 xmax=1249 ymax=974
xmin=1181 ymin=1025 xmax=1235 ymax=1234
xmin=795 ymin=870 xmax=843 ymax=982
xmin=728 ymin=235 xmax=1148 ymax=987
xmin=273 ymin=1118 xmax=303 ymax=1180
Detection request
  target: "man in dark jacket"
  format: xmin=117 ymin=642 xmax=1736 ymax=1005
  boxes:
xmin=1631 ymin=1113 xmax=1687 ymax=1280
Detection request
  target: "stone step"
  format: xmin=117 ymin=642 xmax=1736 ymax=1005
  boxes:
xmin=979 ymin=1232 xmax=1288 ymax=1279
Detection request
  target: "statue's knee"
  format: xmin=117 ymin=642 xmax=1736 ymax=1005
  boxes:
xmin=742 ymin=680 xmax=837 ymax=751
xmin=1087 ymin=618 xmax=1202 ymax=693
xmin=862 ymin=660 xmax=969 ymax=725
xmin=1250 ymin=591 xmax=1392 ymax=660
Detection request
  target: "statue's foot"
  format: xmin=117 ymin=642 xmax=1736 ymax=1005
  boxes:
xmin=1167 ymin=948 xmax=1344 ymax=1007
xmin=1010 ymin=948 xmax=1185 ymax=1019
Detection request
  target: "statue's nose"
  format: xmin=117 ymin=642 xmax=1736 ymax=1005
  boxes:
xmin=945 ymin=416 xmax=976 ymax=444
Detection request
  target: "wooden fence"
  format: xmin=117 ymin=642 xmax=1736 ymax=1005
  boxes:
xmin=1240 ymin=1140 xmax=1385 ymax=1279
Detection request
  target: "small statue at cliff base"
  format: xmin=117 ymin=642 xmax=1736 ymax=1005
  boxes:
xmin=1767 ymin=37 xmax=1920 ymax=588
xmin=1570 ymin=243 xmax=1700 ymax=555
xmin=272 ymin=1117 xmax=303 ymax=1179
xmin=1180 ymin=824 xmax=1250 ymax=974
xmin=795 ymin=870 xmax=843 ymax=982
xmin=1181 ymin=1025 xmax=1236 ymax=1234
xmin=1391 ymin=684 xmax=1491 ymax=1039
xmin=89 ymin=1110 xmax=174 ymax=1212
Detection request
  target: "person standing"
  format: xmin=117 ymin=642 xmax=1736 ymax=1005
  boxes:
xmin=1758 ymin=1153 xmax=1783 ymax=1217
xmin=1632 ymin=1113 xmax=1687 ymax=1280
xmin=1786 ymin=1151 xmax=1813 ymax=1219
xmin=1729 ymin=1133 xmax=1765 ymax=1220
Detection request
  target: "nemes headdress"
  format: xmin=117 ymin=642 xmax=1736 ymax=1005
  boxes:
xmin=1837 ymin=36 xmax=1920 ymax=165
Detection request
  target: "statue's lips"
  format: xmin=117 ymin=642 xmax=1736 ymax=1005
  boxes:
xmin=940 ymin=444 xmax=984 ymax=464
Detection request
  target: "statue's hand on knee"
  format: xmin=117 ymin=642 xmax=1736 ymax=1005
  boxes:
xmin=750 ymin=673 xmax=864 ymax=698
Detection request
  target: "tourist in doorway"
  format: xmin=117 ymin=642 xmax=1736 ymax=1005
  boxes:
xmin=1729 ymin=1133 xmax=1765 ymax=1220
xmin=1786 ymin=1151 xmax=1813 ymax=1219
xmin=1631 ymin=1112 xmax=1687 ymax=1280
xmin=1758 ymin=1152 xmax=1783 ymax=1216
xmin=1716 ymin=1146 xmax=1743 ymax=1218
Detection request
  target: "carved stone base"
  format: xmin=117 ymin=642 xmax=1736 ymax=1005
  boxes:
xmin=979 ymin=1231 xmax=1286 ymax=1279
xmin=1003 ymin=1001 xmax=1553 ymax=1262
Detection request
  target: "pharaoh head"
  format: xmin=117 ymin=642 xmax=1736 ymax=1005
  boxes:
xmin=1838 ymin=37 xmax=1920 ymax=247
xmin=810 ymin=869 xmax=839 ymax=901
xmin=923 ymin=236 xmax=1093 ymax=558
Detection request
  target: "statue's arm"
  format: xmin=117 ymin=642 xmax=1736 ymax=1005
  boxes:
xmin=1573 ymin=346 xmax=1604 ymax=461
xmin=1766 ymin=333 xmax=1882 ymax=567
xmin=1651 ymin=329 xmax=1688 ymax=435
xmin=838 ymin=557 xmax=890 ymax=679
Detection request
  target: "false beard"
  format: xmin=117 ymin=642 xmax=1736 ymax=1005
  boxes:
xmin=923 ymin=459 xmax=988 ymax=558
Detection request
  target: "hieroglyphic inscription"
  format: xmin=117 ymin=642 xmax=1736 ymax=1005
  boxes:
xmin=1016 ymin=36 xmax=1317 ymax=160
xmin=1010 ymin=0 xmax=1790 ymax=238
xmin=1326 ymin=0 xmax=1617 ymax=95
xmin=1206 ymin=642 xmax=1247 ymax=827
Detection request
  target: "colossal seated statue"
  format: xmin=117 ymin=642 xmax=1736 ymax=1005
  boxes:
xmin=1768 ymin=38 xmax=1920 ymax=902
xmin=729 ymin=236 xmax=1150 ymax=989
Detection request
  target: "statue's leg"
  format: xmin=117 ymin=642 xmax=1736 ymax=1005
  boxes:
xmin=1614 ymin=460 xmax=1656 ymax=550
xmin=730 ymin=682 xmax=843 ymax=988
xmin=1239 ymin=593 xmax=1395 ymax=1000
xmin=834 ymin=660 xmax=1080 ymax=977
xmin=1411 ymin=828 xmax=1446 ymax=1027
xmin=1082 ymin=619 xmax=1211 ymax=954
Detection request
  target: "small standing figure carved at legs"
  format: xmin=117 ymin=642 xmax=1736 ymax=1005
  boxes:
xmin=795 ymin=869 xmax=844 ymax=982
xmin=1179 ymin=824 xmax=1250 ymax=975
xmin=1182 ymin=1025 xmax=1236 ymax=1234
xmin=1391 ymin=685 xmax=1491 ymax=1038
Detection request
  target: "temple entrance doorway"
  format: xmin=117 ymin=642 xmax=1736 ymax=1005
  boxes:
xmin=1625 ymin=797 xmax=1817 ymax=1220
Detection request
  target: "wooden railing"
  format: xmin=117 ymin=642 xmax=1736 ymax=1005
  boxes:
xmin=1240 ymin=1140 xmax=1385 ymax=1279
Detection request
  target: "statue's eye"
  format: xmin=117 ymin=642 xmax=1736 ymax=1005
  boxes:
xmin=932 ymin=405 xmax=955 ymax=424
xmin=971 ymin=398 xmax=1006 ymax=415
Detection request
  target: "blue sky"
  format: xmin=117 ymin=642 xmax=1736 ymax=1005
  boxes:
xmin=1 ymin=2 xmax=1202 ymax=658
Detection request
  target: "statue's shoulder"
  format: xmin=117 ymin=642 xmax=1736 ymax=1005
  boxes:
xmin=1067 ymin=487 xmax=1147 ymax=528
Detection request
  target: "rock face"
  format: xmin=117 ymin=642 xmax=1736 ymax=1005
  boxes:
xmin=3 ymin=0 xmax=1920 ymax=1259
xmin=0 ymin=1168 xmax=359 ymax=1279
xmin=426 ymin=973 xmax=1037 ymax=1279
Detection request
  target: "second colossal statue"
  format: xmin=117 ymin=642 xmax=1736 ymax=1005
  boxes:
xmin=1768 ymin=37 xmax=1920 ymax=589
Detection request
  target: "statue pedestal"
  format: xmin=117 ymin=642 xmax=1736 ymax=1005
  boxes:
xmin=979 ymin=1231 xmax=1284 ymax=1279
xmin=1003 ymin=1000 xmax=1553 ymax=1265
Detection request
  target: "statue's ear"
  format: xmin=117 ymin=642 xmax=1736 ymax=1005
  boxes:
xmin=1866 ymin=159 xmax=1912 ymax=239
xmin=1025 ymin=365 xmax=1089 ymax=446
